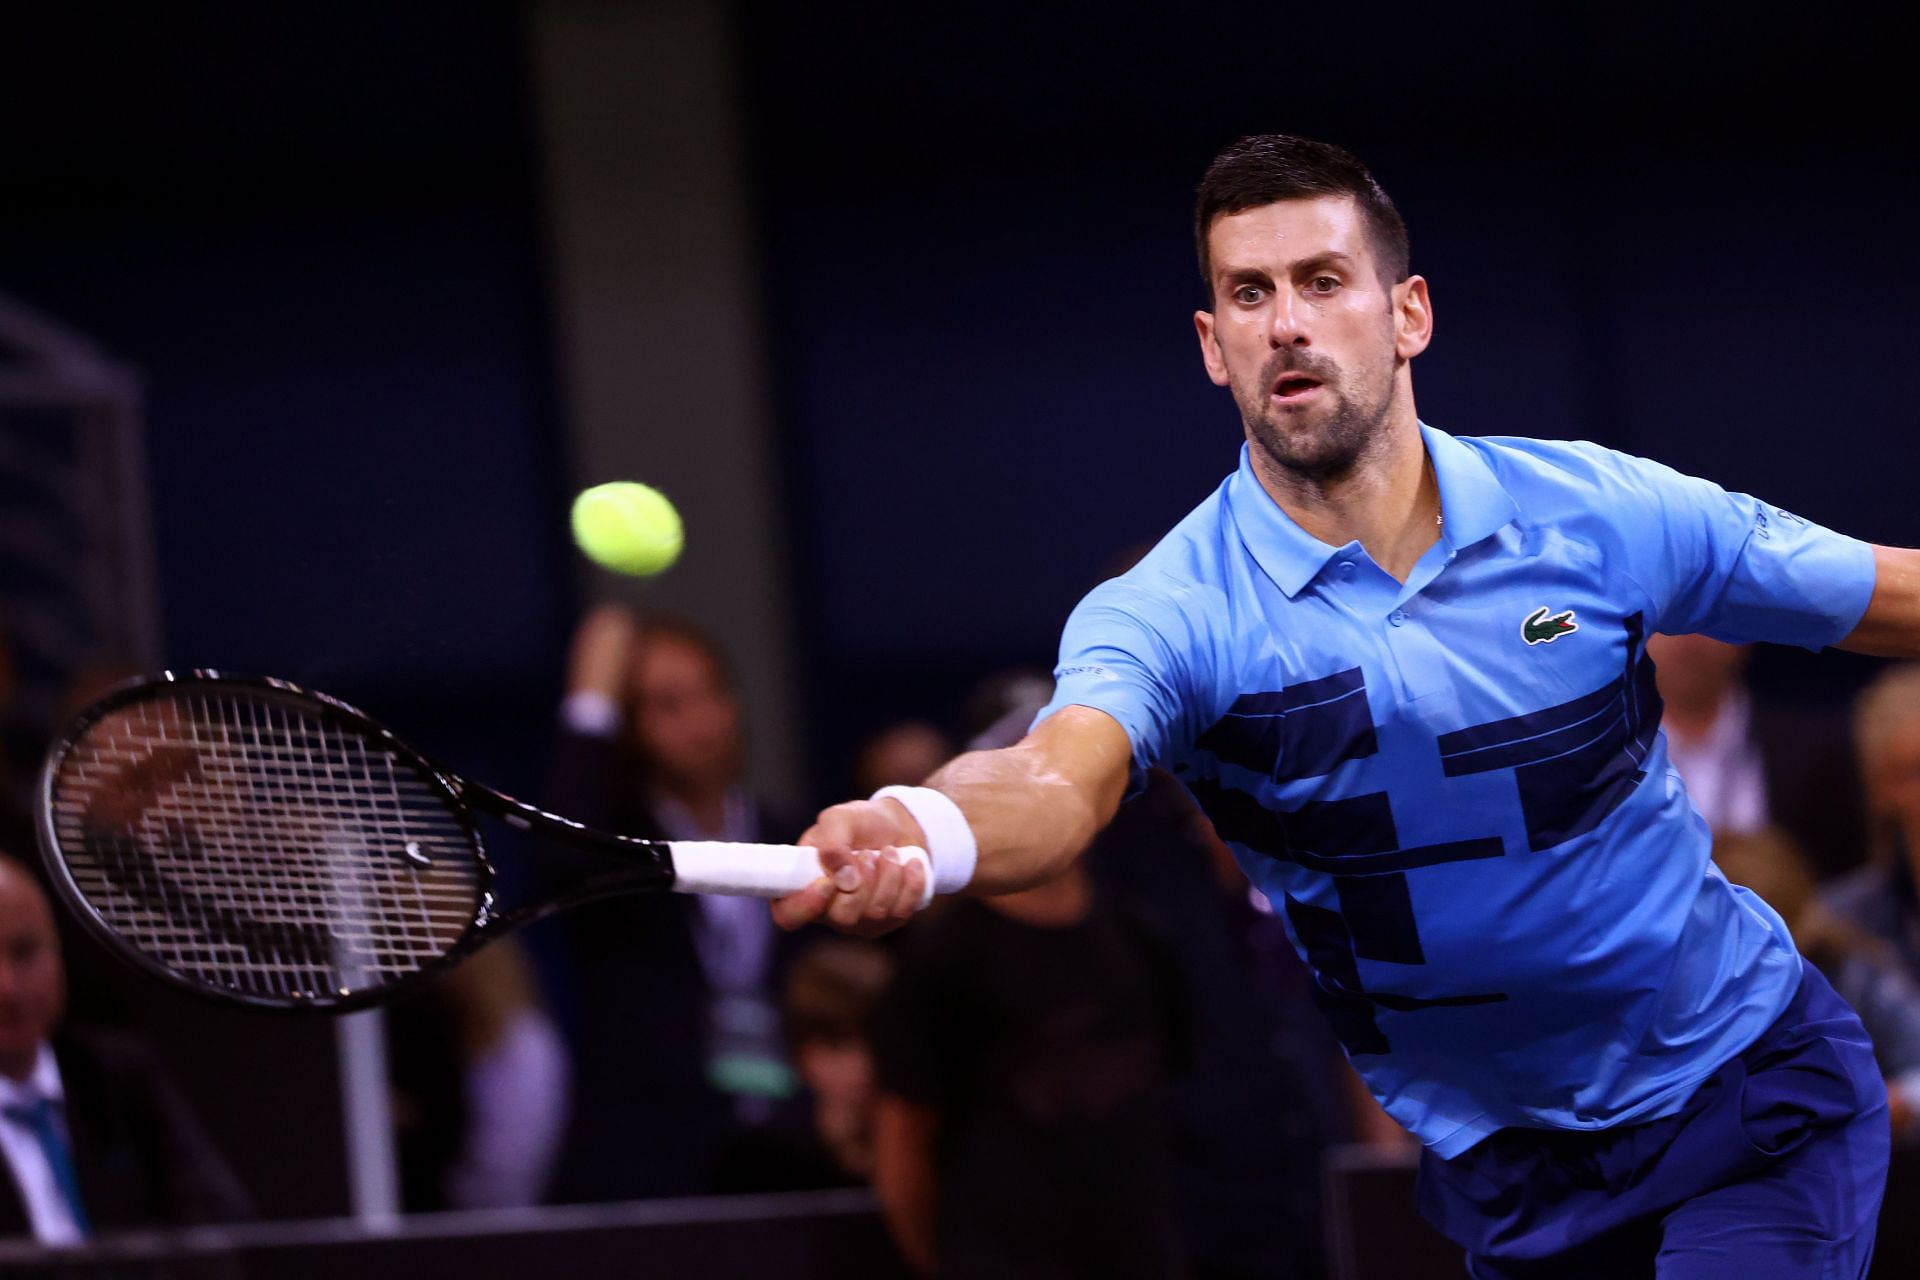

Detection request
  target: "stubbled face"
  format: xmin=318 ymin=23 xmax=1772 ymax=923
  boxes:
xmin=1194 ymin=195 xmax=1426 ymax=480
xmin=629 ymin=636 xmax=743 ymax=793
xmin=0 ymin=866 xmax=64 ymax=1079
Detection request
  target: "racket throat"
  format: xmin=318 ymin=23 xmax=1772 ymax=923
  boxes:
xmin=463 ymin=783 xmax=677 ymax=925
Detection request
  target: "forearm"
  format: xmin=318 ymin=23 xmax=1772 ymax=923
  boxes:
xmin=779 ymin=706 xmax=1133 ymax=932
xmin=1840 ymin=545 xmax=1920 ymax=657
xmin=922 ymin=739 xmax=1119 ymax=895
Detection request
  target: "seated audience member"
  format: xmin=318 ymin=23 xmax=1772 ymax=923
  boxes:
xmin=966 ymin=675 xmax=1385 ymax=1278
xmin=547 ymin=605 xmax=807 ymax=1201
xmin=781 ymin=938 xmax=893 ymax=1184
xmin=0 ymin=854 xmax=250 ymax=1242
xmin=1648 ymin=631 xmax=1865 ymax=875
xmin=387 ymin=941 xmax=570 ymax=1210
xmin=868 ymin=856 xmax=1189 ymax=1279
xmin=1825 ymin=664 xmax=1920 ymax=978
xmin=1716 ymin=829 xmax=1920 ymax=1143
xmin=1101 ymin=769 xmax=1394 ymax=1279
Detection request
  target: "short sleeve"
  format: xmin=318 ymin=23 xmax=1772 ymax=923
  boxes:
xmin=1574 ymin=444 xmax=1875 ymax=648
xmin=1034 ymin=575 xmax=1218 ymax=792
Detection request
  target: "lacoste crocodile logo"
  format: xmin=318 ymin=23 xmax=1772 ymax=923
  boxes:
xmin=1522 ymin=606 xmax=1579 ymax=645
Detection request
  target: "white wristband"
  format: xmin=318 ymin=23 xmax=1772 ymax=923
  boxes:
xmin=870 ymin=785 xmax=977 ymax=895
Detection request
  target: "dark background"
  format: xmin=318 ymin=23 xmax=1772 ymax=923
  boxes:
xmin=0 ymin=0 xmax=1913 ymax=1217
xmin=7 ymin=2 xmax=1909 ymax=792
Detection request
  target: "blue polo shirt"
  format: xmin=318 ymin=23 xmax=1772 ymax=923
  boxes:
xmin=1039 ymin=424 xmax=1876 ymax=1156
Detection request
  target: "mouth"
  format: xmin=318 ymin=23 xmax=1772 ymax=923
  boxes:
xmin=1269 ymin=373 xmax=1324 ymax=405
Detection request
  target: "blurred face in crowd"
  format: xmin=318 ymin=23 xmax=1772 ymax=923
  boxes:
xmin=854 ymin=721 xmax=949 ymax=794
xmin=0 ymin=861 xmax=64 ymax=1081
xmin=629 ymin=634 xmax=743 ymax=795
xmin=1194 ymin=195 xmax=1429 ymax=481
xmin=1866 ymin=712 xmax=1920 ymax=865
xmin=1647 ymin=633 xmax=1750 ymax=713
xmin=796 ymin=1036 xmax=877 ymax=1177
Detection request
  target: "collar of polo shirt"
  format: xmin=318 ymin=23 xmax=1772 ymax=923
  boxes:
xmin=1226 ymin=422 xmax=1523 ymax=599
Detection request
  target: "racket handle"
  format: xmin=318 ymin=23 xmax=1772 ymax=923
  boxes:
xmin=668 ymin=842 xmax=934 ymax=907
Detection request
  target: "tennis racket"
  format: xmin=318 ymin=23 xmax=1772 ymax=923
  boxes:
xmin=34 ymin=670 xmax=926 ymax=1013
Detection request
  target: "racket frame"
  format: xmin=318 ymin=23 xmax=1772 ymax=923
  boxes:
xmin=36 ymin=669 xmax=683 ymax=1014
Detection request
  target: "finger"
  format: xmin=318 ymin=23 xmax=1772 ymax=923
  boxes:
xmin=892 ymin=857 xmax=928 ymax=919
xmin=812 ymin=845 xmax=861 ymax=885
xmin=800 ymin=805 xmax=866 ymax=861
xmin=826 ymin=853 xmax=877 ymax=929
xmin=770 ymin=878 xmax=835 ymax=931
xmin=864 ymin=852 xmax=905 ymax=922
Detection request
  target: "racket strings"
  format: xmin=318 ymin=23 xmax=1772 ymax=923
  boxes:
xmin=48 ymin=691 xmax=482 ymax=1002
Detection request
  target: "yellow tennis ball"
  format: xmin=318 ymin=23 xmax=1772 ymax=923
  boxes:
xmin=571 ymin=482 xmax=683 ymax=576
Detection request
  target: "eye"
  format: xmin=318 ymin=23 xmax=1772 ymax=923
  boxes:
xmin=1232 ymin=284 xmax=1265 ymax=305
xmin=1308 ymin=275 xmax=1341 ymax=295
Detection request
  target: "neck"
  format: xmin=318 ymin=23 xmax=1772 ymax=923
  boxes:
xmin=1249 ymin=399 xmax=1436 ymax=583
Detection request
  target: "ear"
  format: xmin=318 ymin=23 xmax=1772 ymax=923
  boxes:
xmin=1194 ymin=310 xmax=1230 ymax=387
xmin=1393 ymin=275 xmax=1433 ymax=360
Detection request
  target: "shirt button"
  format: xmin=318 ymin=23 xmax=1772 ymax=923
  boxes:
xmin=1389 ymin=610 xmax=1407 ymax=627
xmin=1338 ymin=561 xmax=1356 ymax=580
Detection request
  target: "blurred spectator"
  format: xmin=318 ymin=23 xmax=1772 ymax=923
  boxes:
xmin=956 ymin=668 xmax=1053 ymax=746
xmin=0 ymin=661 xmax=149 ymax=1036
xmin=387 ymin=942 xmax=570 ymax=1210
xmin=962 ymin=669 xmax=1374 ymax=1276
xmin=853 ymin=721 xmax=950 ymax=794
xmin=782 ymin=938 xmax=893 ymax=1183
xmin=546 ymin=604 xmax=808 ymax=1201
xmin=1095 ymin=769 xmax=1384 ymax=1279
xmin=869 ymin=859 xmax=1189 ymax=1278
xmin=1647 ymin=632 xmax=1865 ymax=876
xmin=1715 ymin=828 xmax=1920 ymax=1143
xmin=0 ymin=853 xmax=250 ymax=1242
xmin=1824 ymin=664 xmax=1920 ymax=980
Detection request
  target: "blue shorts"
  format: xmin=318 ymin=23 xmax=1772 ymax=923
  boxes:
xmin=1416 ymin=960 xmax=1890 ymax=1278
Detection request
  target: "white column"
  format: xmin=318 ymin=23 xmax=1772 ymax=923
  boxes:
xmin=336 ymin=1011 xmax=401 ymax=1224
xmin=529 ymin=0 xmax=803 ymax=808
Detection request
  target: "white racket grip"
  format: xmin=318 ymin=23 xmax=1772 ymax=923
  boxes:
xmin=668 ymin=841 xmax=935 ymax=907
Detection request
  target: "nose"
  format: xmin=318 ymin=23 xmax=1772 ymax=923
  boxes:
xmin=1268 ymin=289 xmax=1310 ymax=348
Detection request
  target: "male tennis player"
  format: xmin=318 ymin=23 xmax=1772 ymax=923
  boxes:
xmin=773 ymin=135 xmax=1918 ymax=1275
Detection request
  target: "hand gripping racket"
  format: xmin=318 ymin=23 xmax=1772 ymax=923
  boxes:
xmin=34 ymin=671 xmax=926 ymax=1013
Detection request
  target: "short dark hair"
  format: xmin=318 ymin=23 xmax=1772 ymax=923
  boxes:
xmin=635 ymin=614 xmax=736 ymax=693
xmin=784 ymin=938 xmax=892 ymax=1050
xmin=1194 ymin=134 xmax=1410 ymax=293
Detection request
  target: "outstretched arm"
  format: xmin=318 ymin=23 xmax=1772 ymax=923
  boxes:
xmin=770 ymin=705 xmax=1134 ymax=933
xmin=1839 ymin=546 xmax=1920 ymax=658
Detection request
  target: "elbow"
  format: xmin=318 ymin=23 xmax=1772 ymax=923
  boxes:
xmin=1068 ymin=789 xmax=1112 ymax=859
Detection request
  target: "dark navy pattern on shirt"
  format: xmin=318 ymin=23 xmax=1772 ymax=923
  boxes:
xmin=1039 ymin=427 xmax=1877 ymax=1156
